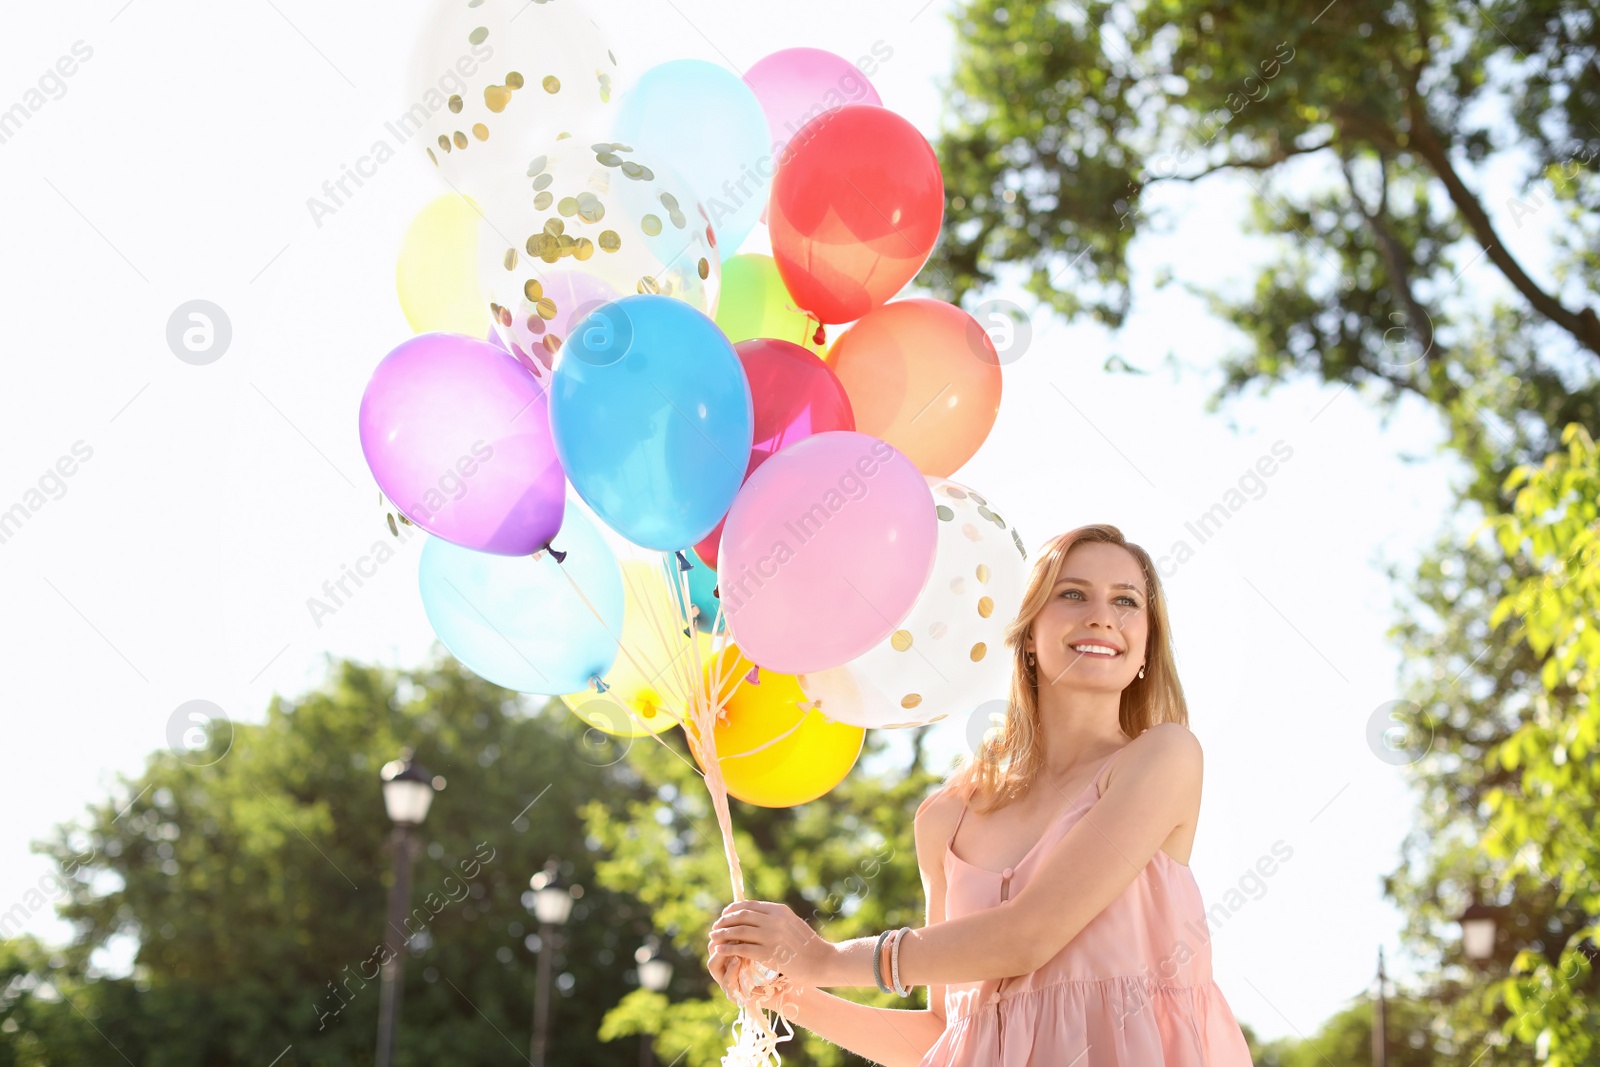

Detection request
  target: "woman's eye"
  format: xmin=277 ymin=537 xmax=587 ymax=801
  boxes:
xmin=1061 ymin=589 xmax=1141 ymax=607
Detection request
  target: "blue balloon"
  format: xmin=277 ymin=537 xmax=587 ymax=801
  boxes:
xmin=613 ymin=59 xmax=771 ymax=260
xmin=669 ymin=548 xmax=722 ymax=634
xmin=551 ymin=295 xmax=753 ymax=550
xmin=418 ymin=503 xmax=623 ymax=695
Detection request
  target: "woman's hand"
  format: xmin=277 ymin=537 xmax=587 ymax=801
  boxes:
xmin=708 ymin=940 xmax=791 ymax=1014
xmin=709 ymin=900 xmax=837 ymax=987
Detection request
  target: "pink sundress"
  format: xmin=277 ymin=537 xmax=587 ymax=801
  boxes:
xmin=918 ymin=747 xmax=1255 ymax=1066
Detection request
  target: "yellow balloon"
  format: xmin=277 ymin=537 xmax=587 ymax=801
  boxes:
xmin=691 ymin=647 xmax=864 ymax=808
xmin=396 ymin=194 xmax=490 ymax=336
xmin=714 ymin=253 xmax=825 ymax=355
xmin=559 ymin=560 xmax=706 ymax=737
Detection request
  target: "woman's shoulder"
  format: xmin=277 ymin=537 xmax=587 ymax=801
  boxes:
xmin=1103 ymin=721 xmax=1203 ymax=804
xmin=912 ymin=777 xmax=970 ymax=859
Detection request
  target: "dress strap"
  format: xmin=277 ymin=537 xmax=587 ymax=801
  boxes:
xmin=945 ymin=792 xmax=970 ymax=850
xmin=1088 ymin=744 xmax=1132 ymax=800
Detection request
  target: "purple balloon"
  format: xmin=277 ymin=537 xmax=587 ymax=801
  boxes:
xmin=743 ymin=48 xmax=884 ymax=162
xmin=359 ymin=332 xmax=564 ymax=556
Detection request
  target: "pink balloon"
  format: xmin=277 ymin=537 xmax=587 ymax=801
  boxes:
xmin=359 ymin=332 xmax=565 ymax=556
xmin=743 ymin=47 xmax=883 ymax=163
xmin=719 ymin=431 xmax=936 ymax=674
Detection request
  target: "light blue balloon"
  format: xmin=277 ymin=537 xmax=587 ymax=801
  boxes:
xmin=613 ymin=59 xmax=771 ymax=260
xmin=550 ymin=296 xmax=753 ymax=551
xmin=669 ymin=549 xmax=722 ymax=634
xmin=418 ymin=504 xmax=623 ymax=695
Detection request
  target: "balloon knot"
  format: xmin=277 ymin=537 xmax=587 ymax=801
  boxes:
xmin=745 ymin=666 xmax=760 ymax=685
xmin=590 ymin=674 xmax=610 ymax=694
xmin=674 ymin=549 xmax=693 ymax=572
xmin=813 ymin=322 xmax=827 ymax=346
xmin=712 ymin=584 xmax=720 ymax=599
xmin=545 ymin=545 xmax=568 ymax=564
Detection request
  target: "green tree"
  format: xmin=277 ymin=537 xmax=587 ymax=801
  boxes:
xmin=582 ymin=724 xmax=944 ymax=1067
xmin=930 ymin=1 xmax=1598 ymax=510
xmin=1250 ymin=995 xmax=1444 ymax=1065
xmin=6 ymin=655 xmax=676 ymax=1066
xmin=931 ymin=2 xmax=1599 ymax=1060
xmin=1470 ymin=424 xmax=1600 ymax=1064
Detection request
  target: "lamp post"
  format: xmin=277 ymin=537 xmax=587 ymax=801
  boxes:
xmin=1457 ymin=899 xmax=1500 ymax=966
xmin=1371 ymin=945 xmax=1388 ymax=1067
xmin=636 ymin=939 xmax=674 ymax=1067
xmin=528 ymin=859 xmax=577 ymax=1067
xmin=375 ymin=750 xmax=442 ymax=1067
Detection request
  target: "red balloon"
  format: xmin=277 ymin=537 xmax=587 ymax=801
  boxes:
xmin=693 ymin=339 xmax=855 ymax=568
xmin=768 ymin=104 xmax=944 ymax=325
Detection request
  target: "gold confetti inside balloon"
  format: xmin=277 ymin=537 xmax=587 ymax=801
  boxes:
xmin=471 ymin=134 xmax=721 ymax=382
xmin=796 ymin=478 xmax=1027 ymax=728
xmin=406 ymin=0 xmax=618 ymax=199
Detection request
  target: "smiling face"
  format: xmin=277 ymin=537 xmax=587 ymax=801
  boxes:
xmin=1024 ymin=540 xmax=1150 ymax=693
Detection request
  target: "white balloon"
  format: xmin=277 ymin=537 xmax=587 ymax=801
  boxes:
xmin=470 ymin=132 xmax=721 ymax=382
xmin=406 ymin=0 xmax=618 ymax=197
xmin=797 ymin=478 xmax=1028 ymax=728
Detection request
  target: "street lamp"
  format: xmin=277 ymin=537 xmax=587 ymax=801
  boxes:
xmin=1371 ymin=945 xmax=1388 ymax=1067
xmin=1457 ymin=898 xmax=1500 ymax=964
xmin=375 ymin=750 xmax=443 ymax=1067
xmin=636 ymin=939 xmax=674 ymax=1067
xmin=528 ymin=859 xmax=578 ymax=1067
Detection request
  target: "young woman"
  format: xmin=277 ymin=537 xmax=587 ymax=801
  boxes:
xmin=708 ymin=524 xmax=1254 ymax=1065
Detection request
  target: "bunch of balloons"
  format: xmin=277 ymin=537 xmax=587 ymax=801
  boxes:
xmin=370 ymin=1 xmax=1025 ymax=816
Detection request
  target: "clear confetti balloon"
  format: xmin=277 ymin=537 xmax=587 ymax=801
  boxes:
xmin=796 ymin=478 xmax=1027 ymax=728
xmin=406 ymin=0 xmax=618 ymax=197
xmin=472 ymin=134 xmax=721 ymax=382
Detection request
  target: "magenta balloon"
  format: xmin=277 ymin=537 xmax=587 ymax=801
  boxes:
xmin=743 ymin=47 xmax=884 ymax=162
xmin=359 ymin=332 xmax=565 ymax=556
xmin=719 ymin=431 xmax=936 ymax=674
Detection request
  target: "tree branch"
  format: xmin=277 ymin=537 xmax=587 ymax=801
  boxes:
xmin=1404 ymin=98 xmax=1600 ymax=357
xmin=1147 ymin=136 xmax=1335 ymax=184
xmin=1339 ymin=148 xmax=1438 ymax=362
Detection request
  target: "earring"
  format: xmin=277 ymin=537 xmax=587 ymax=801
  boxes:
xmin=1026 ymin=651 xmax=1036 ymax=666
xmin=1138 ymin=663 xmax=1146 ymax=679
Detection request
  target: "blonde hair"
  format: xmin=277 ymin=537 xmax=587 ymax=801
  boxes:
xmin=949 ymin=523 xmax=1188 ymax=814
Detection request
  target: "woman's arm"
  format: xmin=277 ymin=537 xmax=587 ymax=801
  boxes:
xmin=715 ymin=724 xmax=1202 ymax=989
xmin=707 ymin=785 xmax=960 ymax=1067
xmin=823 ymin=724 xmax=1202 ymax=987
xmin=772 ymin=987 xmax=946 ymax=1067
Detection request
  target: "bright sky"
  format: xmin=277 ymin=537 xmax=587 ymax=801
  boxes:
xmin=3 ymin=0 xmax=1553 ymax=1048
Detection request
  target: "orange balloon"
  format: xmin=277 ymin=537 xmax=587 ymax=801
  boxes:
xmin=824 ymin=299 xmax=1002 ymax=477
xmin=688 ymin=647 xmax=864 ymax=808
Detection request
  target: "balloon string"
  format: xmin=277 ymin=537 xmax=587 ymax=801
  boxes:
xmin=552 ymin=558 xmax=705 ymax=780
xmin=655 ymin=556 xmax=795 ymax=1065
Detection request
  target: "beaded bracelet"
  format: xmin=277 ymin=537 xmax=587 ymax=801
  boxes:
xmin=889 ymin=926 xmax=913 ymax=997
xmin=872 ymin=928 xmax=895 ymax=995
